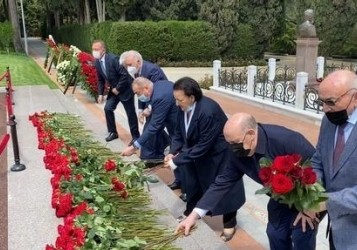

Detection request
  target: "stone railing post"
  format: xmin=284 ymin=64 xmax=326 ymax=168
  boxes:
xmin=295 ymin=72 xmax=308 ymax=110
xmin=316 ymin=56 xmax=325 ymax=79
xmin=268 ymin=58 xmax=276 ymax=81
xmin=247 ymin=65 xmax=257 ymax=97
xmin=213 ymin=60 xmax=221 ymax=88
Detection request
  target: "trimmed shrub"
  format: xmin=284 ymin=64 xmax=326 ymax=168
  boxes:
xmin=53 ymin=21 xmax=219 ymax=62
xmin=224 ymin=24 xmax=259 ymax=59
xmin=0 ymin=21 xmax=14 ymax=53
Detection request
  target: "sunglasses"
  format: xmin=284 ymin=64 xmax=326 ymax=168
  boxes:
xmin=316 ymin=88 xmax=356 ymax=107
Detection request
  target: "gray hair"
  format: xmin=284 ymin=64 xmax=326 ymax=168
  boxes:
xmin=120 ymin=50 xmax=143 ymax=66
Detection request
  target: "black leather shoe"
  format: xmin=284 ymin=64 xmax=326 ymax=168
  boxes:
xmin=105 ymin=132 xmax=118 ymax=142
xmin=179 ymin=193 xmax=187 ymax=202
xmin=168 ymin=182 xmax=181 ymax=190
xmin=144 ymin=161 xmax=162 ymax=168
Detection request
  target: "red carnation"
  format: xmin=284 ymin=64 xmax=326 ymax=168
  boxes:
xmin=111 ymin=177 xmax=125 ymax=191
xmin=104 ymin=159 xmax=117 ymax=172
xmin=271 ymin=174 xmax=294 ymax=195
xmin=301 ymin=167 xmax=317 ymax=185
xmin=258 ymin=166 xmax=273 ymax=185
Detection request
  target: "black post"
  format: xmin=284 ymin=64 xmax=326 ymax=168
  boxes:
xmin=8 ymin=114 xmax=26 ymax=172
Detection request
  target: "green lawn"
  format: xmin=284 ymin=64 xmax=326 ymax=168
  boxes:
xmin=0 ymin=53 xmax=58 ymax=89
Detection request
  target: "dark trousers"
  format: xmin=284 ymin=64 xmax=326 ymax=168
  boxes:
xmin=104 ymin=93 xmax=140 ymax=139
xmin=266 ymin=210 xmax=317 ymax=250
xmin=140 ymin=128 xmax=170 ymax=160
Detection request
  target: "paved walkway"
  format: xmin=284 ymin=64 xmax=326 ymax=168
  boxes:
xmin=5 ymin=37 xmax=329 ymax=249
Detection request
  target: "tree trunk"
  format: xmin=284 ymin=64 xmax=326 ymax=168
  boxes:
xmin=120 ymin=11 xmax=126 ymax=21
xmin=7 ymin=0 xmax=22 ymax=52
xmin=95 ymin=0 xmax=105 ymax=22
xmin=78 ymin=0 xmax=84 ymax=25
xmin=84 ymin=0 xmax=91 ymax=24
xmin=54 ymin=11 xmax=60 ymax=28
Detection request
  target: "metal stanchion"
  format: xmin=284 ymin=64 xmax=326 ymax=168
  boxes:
xmin=4 ymin=67 xmax=26 ymax=172
xmin=8 ymin=114 xmax=26 ymax=172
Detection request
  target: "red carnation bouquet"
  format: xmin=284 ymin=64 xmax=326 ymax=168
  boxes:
xmin=255 ymin=154 xmax=328 ymax=211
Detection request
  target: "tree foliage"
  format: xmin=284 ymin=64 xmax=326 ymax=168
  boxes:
xmin=239 ymin=0 xmax=284 ymax=56
xmin=199 ymin=0 xmax=239 ymax=55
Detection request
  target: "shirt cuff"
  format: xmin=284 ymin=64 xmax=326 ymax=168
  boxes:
xmin=193 ymin=208 xmax=208 ymax=218
xmin=133 ymin=141 xmax=141 ymax=149
xmin=168 ymin=159 xmax=178 ymax=170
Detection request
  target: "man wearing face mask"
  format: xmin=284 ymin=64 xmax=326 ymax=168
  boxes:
xmin=164 ymin=77 xmax=246 ymax=242
xmin=121 ymin=77 xmax=178 ymax=164
xmin=92 ymin=40 xmax=140 ymax=143
xmin=120 ymin=50 xmax=182 ymax=185
xmin=176 ymin=112 xmax=319 ymax=249
xmin=298 ymin=70 xmax=357 ymax=250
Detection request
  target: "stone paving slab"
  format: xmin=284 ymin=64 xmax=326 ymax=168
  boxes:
xmin=7 ymin=85 xmax=229 ymax=250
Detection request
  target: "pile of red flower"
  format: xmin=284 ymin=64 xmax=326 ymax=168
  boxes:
xmin=29 ymin=111 xmax=128 ymax=250
xmin=77 ymin=52 xmax=98 ymax=100
xmin=255 ymin=154 xmax=327 ymax=211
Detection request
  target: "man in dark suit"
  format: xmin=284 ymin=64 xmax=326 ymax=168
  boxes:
xmin=121 ymin=77 xmax=178 ymax=162
xmin=121 ymin=50 xmax=181 ymax=189
xmin=301 ymin=70 xmax=357 ymax=250
xmin=92 ymin=40 xmax=140 ymax=142
xmin=164 ymin=77 xmax=246 ymax=241
xmin=176 ymin=112 xmax=319 ymax=249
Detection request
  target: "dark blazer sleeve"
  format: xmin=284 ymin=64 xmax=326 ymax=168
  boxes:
xmin=136 ymin=96 xmax=172 ymax=146
xmin=95 ymin=60 xmax=105 ymax=95
xmin=169 ymin=112 xmax=184 ymax=154
xmin=111 ymin=56 xmax=130 ymax=94
xmin=196 ymin=152 xmax=246 ymax=212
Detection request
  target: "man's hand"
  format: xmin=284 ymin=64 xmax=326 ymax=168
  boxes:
xmin=138 ymin=111 xmax=145 ymax=124
xmin=112 ymin=88 xmax=119 ymax=95
xmin=293 ymin=211 xmax=319 ymax=232
xmin=164 ymin=154 xmax=175 ymax=168
xmin=175 ymin=212 xmax=200 ymax=236
xmin=97 ymin=95 xmax=104 ymax=104
xmin=121 ymin=146 xmax=136 ymax=156
xmin=142 ymin=108 xmax=151 ymax=117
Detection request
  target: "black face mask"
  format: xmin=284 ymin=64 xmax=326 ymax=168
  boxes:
xmin=325 ymin=109 xmax=348 ymax=125
xmin=230 ymin=142 xmax=251 ymax=157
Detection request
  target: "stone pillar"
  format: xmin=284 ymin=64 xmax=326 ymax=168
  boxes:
xmin=295 ymin=72 xmax=308 ymax=110
xmin=316 ymin=56 xmax=325 ymax=80
xmin=268 ymin=58 xmax=276 ymax=81
xmin=247 ymin=65 xmax=257 ymax=97
xmin=213 ymin=60 xmax=221 ymax=88
xmin=295 ymin=38 xmax=321 ymax=84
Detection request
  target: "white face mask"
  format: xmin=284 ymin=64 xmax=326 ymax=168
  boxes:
xmin=127 ymin=66 xmax=138 ymax=78
xmin=92 ymin=50 xmax=102 ymax=59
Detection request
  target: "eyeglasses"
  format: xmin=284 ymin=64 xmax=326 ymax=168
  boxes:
xmin=316 ymin=88 xmax=356 ymax=107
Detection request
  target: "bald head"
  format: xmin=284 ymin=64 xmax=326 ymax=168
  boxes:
xmin=224 ymin=113 xmax=257 ymax=142
xmin=319 ymin=70 xmax=357 ymax=114
xmin=224 ymin=113 xmax=258 ymax=156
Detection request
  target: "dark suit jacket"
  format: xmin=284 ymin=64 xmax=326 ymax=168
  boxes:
xmin=138 ymin=61 xmax=167 ymax=109
xmin=170 ymin=96 xmax=246 ymax=215
xmin=95 ymin=53 xmax=133 ymax=101
xmin=312 ymin=116 xmax=357 ymax=249
xmin=197 ymin=124 xmax=315 ymax=225
xmin=140 ymin=60 xmax=167 ymax=83
xmin=136 ymin=80 xmax=177 ymax=146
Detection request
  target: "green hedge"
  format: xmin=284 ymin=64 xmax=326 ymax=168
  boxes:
xmin=0 ymin=21 xmax=14 ymax=52
xmin=53 ymin=21 xmax=219 ymax=62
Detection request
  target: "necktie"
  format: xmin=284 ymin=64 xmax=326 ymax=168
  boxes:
xmin=333 ymin=123 xmax=347 ymax=170
xmin=101 ymin=60 xmax=107 ymax=76
xmin=186 ymin=110 xmax=192 ymax=121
